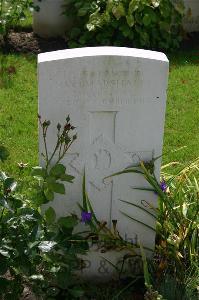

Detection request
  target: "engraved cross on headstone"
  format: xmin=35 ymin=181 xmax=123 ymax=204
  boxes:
xmin=66 ymin=111 xmax=133 ymax=226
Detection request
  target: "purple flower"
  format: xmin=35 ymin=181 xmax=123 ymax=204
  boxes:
xmin=160 ymin=180 xmax=167 ymax=192
xmin=81 ymin=211 xmax=92 ymax=223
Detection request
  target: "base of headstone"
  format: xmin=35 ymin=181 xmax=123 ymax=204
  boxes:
xmin=76 ymin=247 xmax=143 ymax=282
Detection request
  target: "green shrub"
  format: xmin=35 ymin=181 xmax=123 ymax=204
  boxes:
xmin=0 ymin=118 xmax=88 ymax=299
xmin=0 ymin=0 xmax=37 ymax=39
xmin=109 ymin=157 xmax=199 ymax=299
xmin=63 ymin=0 xmax=185 ymax=50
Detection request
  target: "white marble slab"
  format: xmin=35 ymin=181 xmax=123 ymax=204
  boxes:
xmin=38 ymin=47 xmax=169 ymax=264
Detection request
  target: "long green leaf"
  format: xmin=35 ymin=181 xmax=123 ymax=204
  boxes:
xmin=119 ymin=199 xmax=156 ymax=219
xmin=104 ymin=168 xmax=144 ymax=180
xmin=120 ymin=211 xmax=156 ymax=232
xmin=140 ymin=243 xmax=151 ymax=287
xmin=82 ymin=169 xmax=88 ymax=211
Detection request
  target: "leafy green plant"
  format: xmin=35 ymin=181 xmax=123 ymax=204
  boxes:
xmin=31 ymin=115 xmax=76 ymax=206
xmin=108 ymin=157 xmax=199 ymax=299
xmin=0 ymin=118 xmax=90 ymax=299
xmin=0 ymin=0 xmax=38 ymax=40
xmin=63 ymin=0 xmax=185 ymax=50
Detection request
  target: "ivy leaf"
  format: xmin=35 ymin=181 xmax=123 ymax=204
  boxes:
xmin=152 ymin=0 xmax=160 ymax=8
xmin=143 ymin=14 xmax=151 ymax=26
xmin=87 ymin=23 xmax=95 ymax=31
xmin=38 ymin=241 xmax=57 ymax=253
xmin=112 ymin=4 xmax=125 ymax=20
xmin=126 ymin=14 xmax=135 ymax=27
xmin=78 ymin=7 xmax=87 ymax=17
xmin=129 ymin=0 xmax=139 ymax=13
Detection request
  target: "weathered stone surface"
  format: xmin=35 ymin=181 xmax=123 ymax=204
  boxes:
xmin=33 ymin=0 xmax=72 ymax=38
xmin=38 ymin=47 xmax=169 ymax=273
xmin=183 ymin=0 xmax=199 ymax=32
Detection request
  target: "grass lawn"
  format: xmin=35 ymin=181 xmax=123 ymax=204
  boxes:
xmin=0 ymin=48 xmax=198 ymax=176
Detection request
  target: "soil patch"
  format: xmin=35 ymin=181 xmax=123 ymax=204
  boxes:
xmin=1 ymin=30 xmax=199 ymax=55
xmin=1 ymin=30 xmax=67 ymax=54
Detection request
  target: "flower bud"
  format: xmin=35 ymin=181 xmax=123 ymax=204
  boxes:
xmin=66 ymin=115 xmax=70 ymax=123
xmin=57 ymin=123 xmax=61 ymax=131
xmin=64 ymin=123 xmax=71 ymax=130
xmin=73 ymin=134 xmax=77 ymax=141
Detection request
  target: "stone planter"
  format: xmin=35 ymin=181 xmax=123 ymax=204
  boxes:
xmin=33 ymin=0 xmax=72 ymax=38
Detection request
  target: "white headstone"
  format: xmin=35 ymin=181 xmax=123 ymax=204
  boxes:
xmin=38 ymin=47 xmax=169 ymax=277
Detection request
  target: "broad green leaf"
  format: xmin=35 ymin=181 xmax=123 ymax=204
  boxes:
xmin=0 ymin=249 xmax=10 ymax=258
xmin=45 ymin=207 xmax=56 ymax=224
xmin=44 ymin=188 xmax=54 ymax=201
xmin=49 ymin=164 xmax=66 ymax=177
xmin=50 ymin=182 xmax=65 ymax=194
xmin=4 ymin=177 xmax=17 ymax=192
xmin=143 ymin=14 xmax=151 ymax=26
xmin=126 ymin=14 xmax=135 ymax=27
xmin=129 ymin=0 xmax=139 ymax=13
xmin=30 ymin=275 xmax=44 ymax=281
xmin=46 ymin=176 xmax=56 ymax=184
xmin=151 ymin=0 xmax=160 ymax=8
xmin=58 ymin=216 xmax=78 ymax=229
xmin=60 ymin=173 xmax=75 ymax=183
xmin=38 ymin=241 xmax=57 ymax=253
xmin=87 ymin=23 xmax=95 ymax=31
xmin=78 ymin=7 xmax=87 ymax=16
xmin=112 ymin=4 xmax=125 ymax=20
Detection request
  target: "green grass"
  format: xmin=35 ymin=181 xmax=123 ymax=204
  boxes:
xmin=0 ymin=48 xmax=198 ymax=176
xmin=163 ymin=50 xmax=199 ymax=165
xmin=0 ymin=53 xmax=37 ymax=175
